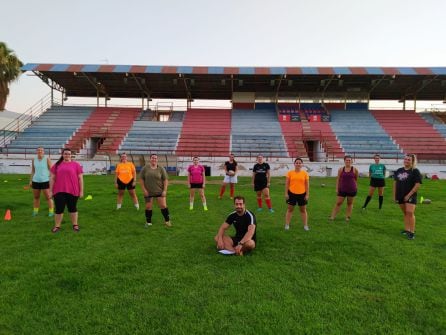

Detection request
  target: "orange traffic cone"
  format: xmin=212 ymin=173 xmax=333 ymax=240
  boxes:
xmin=4 ymin=209 xmax=11 ymax=221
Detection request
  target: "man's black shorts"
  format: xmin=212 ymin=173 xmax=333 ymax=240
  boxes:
xmin=231 ymin=236 xmax=256 ymax=247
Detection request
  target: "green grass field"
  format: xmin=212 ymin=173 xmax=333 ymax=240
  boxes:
xmin=1 ymin=174 xmax=445 ymax=335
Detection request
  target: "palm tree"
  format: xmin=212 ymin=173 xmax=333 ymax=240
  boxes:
xmin=0 ymin=42 xmax=23 ymax=111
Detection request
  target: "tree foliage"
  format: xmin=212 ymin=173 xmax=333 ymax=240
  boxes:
xmin=0 ymin=42 xmax=23 ymax=111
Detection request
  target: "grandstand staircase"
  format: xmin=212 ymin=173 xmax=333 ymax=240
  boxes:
xmin=279 ymin=118 xmax=308 ymax=159
xmin=302 ymin=111 xmax=344 ymax=160
xmin=371 ymin=110 xmax=446 ymax=160
xmin=66 ymin=107 xmax=141 ymax=155
xmin=175 ymin=108 xmax=231 ymax=157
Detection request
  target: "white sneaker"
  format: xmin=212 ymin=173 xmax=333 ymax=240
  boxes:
xmin=284 ymin=224 xmax=290 ymax=230
xmin=144 ymin=222 xmax=152 ymax=228
xmin=304 ymin=225 xmax=310 ymax=231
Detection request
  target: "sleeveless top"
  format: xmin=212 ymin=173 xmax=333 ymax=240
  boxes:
xmin=33 ymin=157 xmax=50 ymax=183
xmin=339 ymin=166 xmax=357 ymax=193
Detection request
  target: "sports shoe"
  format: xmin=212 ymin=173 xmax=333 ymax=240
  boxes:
xmin=407 ymin=232 xmax=415 ymax=240
xmin=144 ymin=222 xmax=152 ymax=228
xmin=32 ymin=211 xmax=38 ymax=217
xmin=269 ymin=208 xmax=275 ymax=213
xmin=230 ymin=197 xmax=234 ymax=200
xmin=304 ymin=225 xmax=310 ymax=231
xmin=164 ymin=221 xmax=172 ymax=227
xmin=284 ymin=224 xmax=290 ymax=230
xmin=257 ymin=207 xmax=263 ymax=212
xmin=400 ymin=230 xmax=408 ymax=235
xmin=218 ymin=196 xmax=222 ymax=200
xmin=189 ymin=206 xmax=193 ymax=210
xmin=328 ymin=216 xmax=334 ymax=222
xmin=345 ymin=216 xmax=351 ymax=222
xmin=203 ymin=206 xmax=208 ymax=211
xmin=48 ymin=212 xmax=54 ymax=217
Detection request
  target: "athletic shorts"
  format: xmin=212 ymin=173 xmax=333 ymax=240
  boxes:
xmin=231 ymin=236 xmax=256 ymax=247
xmin=144 ymin=194 xmax=163 ymax=202
xmin=53 ymin=192 xmax=79 ymax=214
xmin=223 ymin=175 xmax=238 ymax=183
xmin=254 ymin=181 xmax=268 ymax=192
xmin=396 ymin=195 xmax=417 ymax=205
xmin=117 ymin=178 xmax=135 ymax=190
xmin=32 ymin=181 xmax=49 ymax=190
xmin=337 ymin=191 xmax=357 ymax=198
xmin=370 ymin=178 xmax=385 ymax=188
xmin=286 ymin=191 xmax=307 ymax=207
xmin=190 ymin=183 xmax=203 ymax=189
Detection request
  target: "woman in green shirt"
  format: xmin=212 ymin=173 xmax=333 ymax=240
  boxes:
xmin=362 ymin=154 xmax=386 ymax=210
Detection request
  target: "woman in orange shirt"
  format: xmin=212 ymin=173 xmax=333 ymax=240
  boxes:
xmin=284 ymin=157 xmax=310 ymax=231
xmin=115 ymin=153 xmax=139 ymax=210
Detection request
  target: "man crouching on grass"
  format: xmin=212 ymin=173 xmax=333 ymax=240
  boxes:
xmin=215 ymin=196 xmax=256 ymax=256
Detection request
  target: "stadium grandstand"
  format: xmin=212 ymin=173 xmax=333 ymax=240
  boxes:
xmin=1 ymin=63 xmax=446 ymax=174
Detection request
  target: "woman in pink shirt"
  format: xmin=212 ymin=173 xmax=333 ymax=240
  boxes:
xmin=187 ymin=157 xmax=207 ymax=211
xmin=49 ymin=148 xmax=84 ymax=233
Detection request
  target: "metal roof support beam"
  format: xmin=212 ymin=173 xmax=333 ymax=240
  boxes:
xmin=230 ymin=75 xmax=234 ymax=104
xmin=321 ymin=75 xmax=336 ymax=101
xmin=130 ymin=74 xmax=151 ymax=99
xmin=33 ymin=71 xmax=65 ymax=92
xmin=81 ymin=72 xmax=109 ymax=103
xmin=368 ymin=75 xmax=387 ymax=95
xmin=275 ymin=75 xmax=285 ymax=103
xmin=181 ymin=74 xmax=192 ymax=102
xmin=409 ymin=75 xmax=438 ymax=98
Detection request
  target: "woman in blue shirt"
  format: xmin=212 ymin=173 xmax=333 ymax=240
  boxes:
xmin=29 ymin=147 xmax=54 ymax=216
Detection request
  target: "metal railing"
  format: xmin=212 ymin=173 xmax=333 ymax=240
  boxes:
xmin=1 ymin=93 xmax=59 ymax=148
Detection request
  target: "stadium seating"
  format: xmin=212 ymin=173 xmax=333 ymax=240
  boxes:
xmin=1 ymin=106 xmax=93 ymax=155
xmin=329 ymin=109 xmax=402 ymax=158
xmin=176 ymin=108 xmax=231 ymax=157
xmin=231 ymin=108 xmax=287 ymax=157
xmin=119 ymin=119 xmax=182 ymax=155
xmin=371 ymin=110 xmax=446 ymax=160
xmin=420 ymin=112 xmax=446 ymax=138
xmin=67 ymin=107 xmax=141 ymax=154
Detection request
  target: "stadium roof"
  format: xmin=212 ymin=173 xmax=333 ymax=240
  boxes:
xmin=22 ymin=63 xmax=446 ymax=101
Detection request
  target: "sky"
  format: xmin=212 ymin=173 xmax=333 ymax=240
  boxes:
xmin=2 ymin=0 xmax=446 ymax=113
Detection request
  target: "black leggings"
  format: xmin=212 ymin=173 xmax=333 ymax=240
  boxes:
xmin=54 ymin=192 xmax=79 ymax=214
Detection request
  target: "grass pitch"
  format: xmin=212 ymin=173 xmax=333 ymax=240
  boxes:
xmin=0 ymin=174 xmax=445 ymax=335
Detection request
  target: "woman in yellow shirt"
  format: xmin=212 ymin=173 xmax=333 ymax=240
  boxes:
xmin=285 ymin=157 xmax=310 ymax=231
xmin=115 ymin=153 xmax=139 ymax=210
